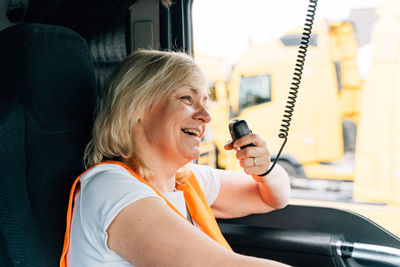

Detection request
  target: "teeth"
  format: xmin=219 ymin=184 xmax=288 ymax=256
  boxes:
xmin=182 ymin=128 xmax=200 ymax=137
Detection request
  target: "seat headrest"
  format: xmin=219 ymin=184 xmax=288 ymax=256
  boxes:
xmin=0 ymin=23 xmax=97 ymax=132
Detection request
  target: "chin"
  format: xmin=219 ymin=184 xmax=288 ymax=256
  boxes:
xmin=182 ymin=150 xmax=200 ymax=162
xmin=177 ymin=144 xmax=201 ymax=163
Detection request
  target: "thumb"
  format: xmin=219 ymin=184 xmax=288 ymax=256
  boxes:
xmin=224 ymin=140 xmax=234 ymax=150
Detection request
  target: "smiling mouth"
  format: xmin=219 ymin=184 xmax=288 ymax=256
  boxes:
xmin=181 ymin=128 xmax=201 ymax=138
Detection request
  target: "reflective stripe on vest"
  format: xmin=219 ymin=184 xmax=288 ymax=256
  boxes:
xmin=60 ymin=160 xmax=231 ymax=267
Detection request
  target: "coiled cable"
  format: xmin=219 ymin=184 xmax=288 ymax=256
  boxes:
xmin=261 ymin=0 xmax=318 ymax=176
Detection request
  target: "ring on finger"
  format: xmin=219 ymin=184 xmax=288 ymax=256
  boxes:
xmin=253 ymin=157 xmax=257 ymax=167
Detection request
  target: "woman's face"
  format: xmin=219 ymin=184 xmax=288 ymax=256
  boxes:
xmin=139 ymin=82 xmax=211 ymax=165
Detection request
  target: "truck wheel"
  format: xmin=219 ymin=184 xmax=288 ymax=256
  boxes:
xmin=277 ymin=160 xmax=300 ymax=177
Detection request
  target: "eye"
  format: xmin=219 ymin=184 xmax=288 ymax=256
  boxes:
xmin=180 ymin=95 xmax=193 ymax=104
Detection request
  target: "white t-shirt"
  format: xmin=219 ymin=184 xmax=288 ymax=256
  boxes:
xmin=67 ymin=163 xmax=221 ymax=266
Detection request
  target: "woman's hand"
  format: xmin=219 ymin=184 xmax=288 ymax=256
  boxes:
xmin=224 ymin=133 xmax=271 ymax=181
xmin=219 ymin=133 xmax=290 ymax=211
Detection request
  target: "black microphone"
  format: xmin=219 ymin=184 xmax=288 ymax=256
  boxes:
xmin=228 ymin=119 xmax=255 ymax=150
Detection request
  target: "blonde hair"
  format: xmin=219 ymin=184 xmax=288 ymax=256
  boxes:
xmin=84 ymin=50 xmax=206 ymax=180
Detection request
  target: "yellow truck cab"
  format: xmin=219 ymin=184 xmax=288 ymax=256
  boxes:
xmin=205 ymin=20 xmax=362 ymax=180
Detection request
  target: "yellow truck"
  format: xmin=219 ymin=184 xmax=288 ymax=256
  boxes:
xmin=198 ymin=20 xmax=362 ymax=181
xmin=196 ymin=4 xmax=400 ymax=236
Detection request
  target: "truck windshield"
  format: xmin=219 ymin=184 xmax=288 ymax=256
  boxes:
xmin=239 ymin=74 xmax=271 ymax=111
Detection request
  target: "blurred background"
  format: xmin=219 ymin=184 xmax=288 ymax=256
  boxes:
xmin=192 ymin=0 xmax=400 ymax=236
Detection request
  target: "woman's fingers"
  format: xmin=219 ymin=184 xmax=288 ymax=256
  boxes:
xmin=240 ymin=156 xmax=271 ymax=175
xmin=235 ymin=144 xmax=270 ymax=161
xmin=224 ymin=140 xmax=234 ymax=150
xmin=232 ymin=133 xmax=264 ymax=149
xmin=225 ymin=133 xmax=271 ymax=176
xmin=240 ymin=156 xmax=268 ymax=167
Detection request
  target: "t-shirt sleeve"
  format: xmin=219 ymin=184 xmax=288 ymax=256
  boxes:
xmin=78 ymin=166 xmax=163 ymax=252
xmin=190 ymin=163 xmax=221 ymax=206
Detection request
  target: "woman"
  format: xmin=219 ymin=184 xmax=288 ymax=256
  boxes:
xmin=61 ymin=50 xmax=291 ymax=266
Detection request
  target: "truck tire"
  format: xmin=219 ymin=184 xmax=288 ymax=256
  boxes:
xmin=277 ymin=160 xmax=300 ymax=177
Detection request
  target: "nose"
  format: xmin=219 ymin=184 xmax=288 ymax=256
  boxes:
xmin=194 ymin=104 xmax=211 ymax=123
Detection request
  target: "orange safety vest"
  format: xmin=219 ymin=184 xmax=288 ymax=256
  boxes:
xmin=60 ymin=160 xmax=232 ymax=266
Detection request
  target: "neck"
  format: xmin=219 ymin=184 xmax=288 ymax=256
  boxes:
xmin=143 ymin=156 xmax=179 ymax=192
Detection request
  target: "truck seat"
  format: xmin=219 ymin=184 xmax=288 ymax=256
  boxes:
xmin=0 ymin=23 xmax=97 ymax=266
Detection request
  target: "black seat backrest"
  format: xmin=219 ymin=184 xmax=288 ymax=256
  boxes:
xmin=0 ymin=23 xmax=97 ymax=266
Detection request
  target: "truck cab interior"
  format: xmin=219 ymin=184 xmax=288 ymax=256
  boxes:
xmin=0 ymin=0 xmax=399 ymax=266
